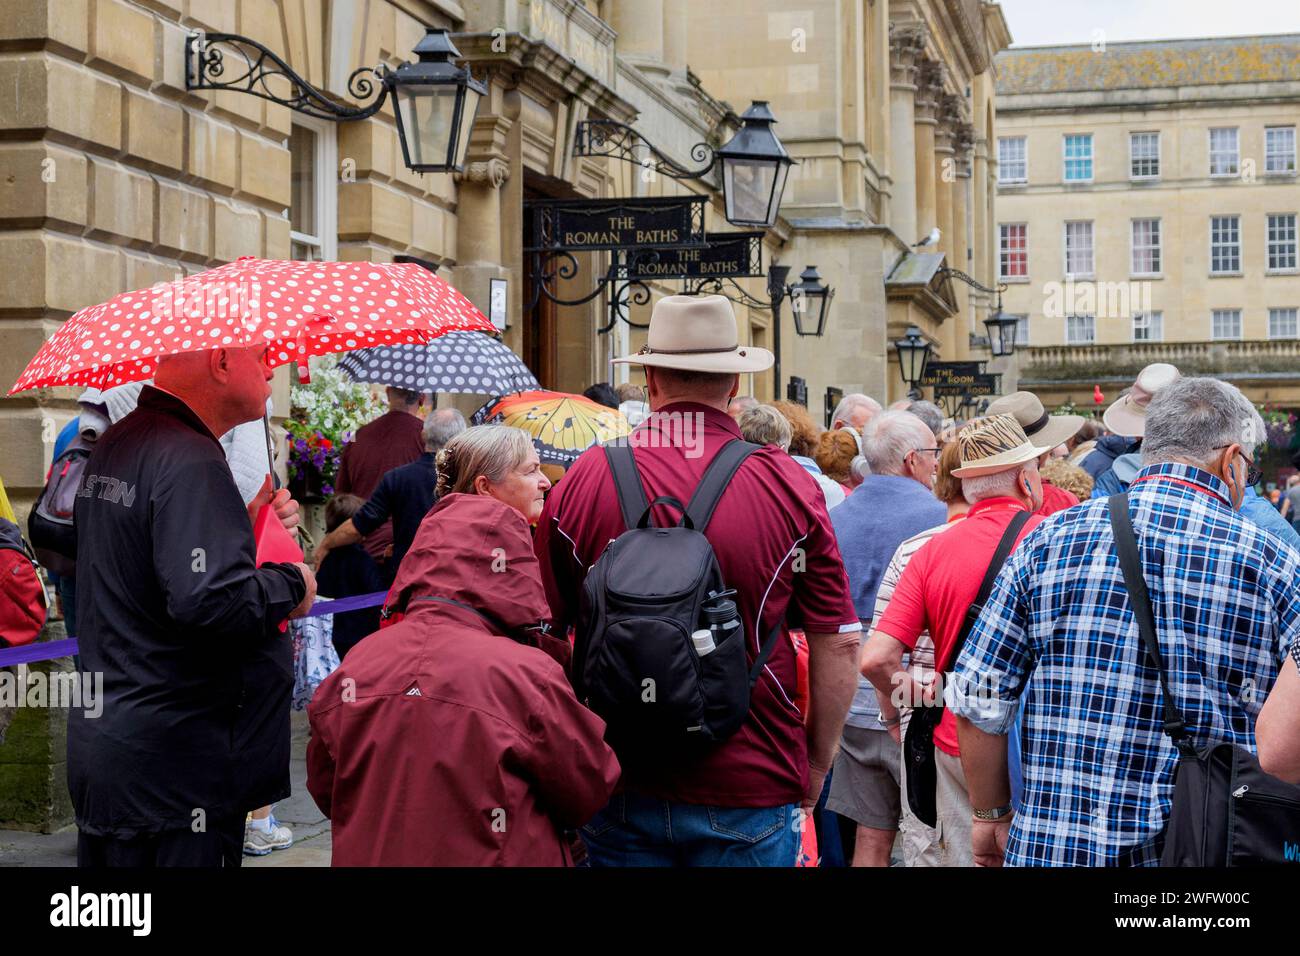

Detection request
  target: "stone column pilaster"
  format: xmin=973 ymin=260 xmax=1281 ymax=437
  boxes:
xmin=887 ymin=23 xmax=925 ymax=247
xmin=912 ymin=59 xmax=943 ymax=248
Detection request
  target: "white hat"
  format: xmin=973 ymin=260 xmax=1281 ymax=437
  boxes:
xmin=1103 ymin=363 xmax=1180 ymax=438
xmin=986 ymin=391 xmax=1084 ymax=451
xmin=612 ymin=295 xmax=773 ymax=374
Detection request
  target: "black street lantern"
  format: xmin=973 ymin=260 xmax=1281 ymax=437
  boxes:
xmin=894 ymin=325 xmax=933 ymax=395
xmin=789 ymin=265 xmax=835 ymax=337
xmin=187 ymin=28 xmax=485 ymax=175
xmin=389 ymin=30 xmax=486 ymax=174
xmin=983 ymin=298 xmax=1019 ymax=359
xmin=714 ymin=102 xmax=795 ymax=228
xmin=575 ymin=101 xmax=795 ymax=229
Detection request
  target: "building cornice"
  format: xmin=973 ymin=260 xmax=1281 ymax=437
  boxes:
xmin=998 ymin=79 xmax=1300 ymax=114
xmin=456 ymin=32 xmax=638 ymax=122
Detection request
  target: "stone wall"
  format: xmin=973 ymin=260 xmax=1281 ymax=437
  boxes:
xmin=0 ymin=0 xmax=463 ymax=515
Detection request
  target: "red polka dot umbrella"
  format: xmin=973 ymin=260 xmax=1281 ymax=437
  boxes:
xmin=8 ymin=257 xmax=497 ymax=393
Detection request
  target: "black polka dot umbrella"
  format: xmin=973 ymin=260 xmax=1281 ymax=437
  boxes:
xmin=336 ymin=331 xmax=540 ymax=396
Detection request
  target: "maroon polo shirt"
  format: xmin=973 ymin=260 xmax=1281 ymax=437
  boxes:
xmin=535 ymin=402 xmax=860 ymax=808
xmin=336 ymin=409 xmax=425 ymax=566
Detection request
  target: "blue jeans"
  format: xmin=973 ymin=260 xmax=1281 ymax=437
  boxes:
xmin=581 ymin=792 xmax=801 ymax=867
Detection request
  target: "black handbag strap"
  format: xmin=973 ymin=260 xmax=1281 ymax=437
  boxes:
xmin=942 ymin=509 xmax=1031 ymax=675
xmin=1107 ymin=493 xmax=1195 ymax=753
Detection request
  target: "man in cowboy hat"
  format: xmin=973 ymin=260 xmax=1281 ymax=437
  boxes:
xmin=985 ymin=391 xmax=1085 ymax=516
xmin=535 ymin=294 xmax=862 ymax=867
xmin=1081 ymin=363 xmax=1179 ymax=492
xmin=860 ymin=414 xmax=1047 ymax=865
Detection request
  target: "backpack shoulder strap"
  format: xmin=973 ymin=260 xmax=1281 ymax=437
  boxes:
xmin=1107 ymin=492 xmax=1194 ymax=752
xmin=942 ymin=509 xmax=1031 ymax=674
xmin=685 ymin=439 xmax=761 ymax=533
xmin=603 ymin=443 xmax=650 ymax=533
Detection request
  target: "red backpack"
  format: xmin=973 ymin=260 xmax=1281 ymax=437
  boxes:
xmin=0 ymin=518 xmax=48 ymax=648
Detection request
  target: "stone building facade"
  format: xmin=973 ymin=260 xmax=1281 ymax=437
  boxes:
xmin=995 ymin=35 xmax=1300 ymax=412
xmin=0 ymin=0 xmax=1010 ymax=516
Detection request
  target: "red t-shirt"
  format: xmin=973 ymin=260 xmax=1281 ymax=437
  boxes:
xmin=535 ymin=402 xmax=860 ymax=807
xmin=1037 ymin=480 xmax=1080 ymax=517
xmin=875 ymin=498 xmax=1043 ymax=756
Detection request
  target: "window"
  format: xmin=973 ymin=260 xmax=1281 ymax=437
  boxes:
xmin=999 ymin=223 xmax=1028 ymax=278
xmin=1063 ymin=134 xmax=1093 ymax=181
xmin=1065 ymin=220 xmax=1094 ymax=277
xmin=1210 ymin=216 xmax=1241 ymax=274
xmin=289 ymin=119 xmax=338 ymax=261
xmin=1209 ymin=127 xmax=1239 ymax=176
xmin=1130 ymin=131 xmax=1160 ymax=178
xmin=1131 ymin=218 xmax=1162 ymax=274
xmin=1132 ymin=311 xmax=1163 ymax=342
xmin=1266 ymin=127 xmax=1297 ymax=174
xmin=1066 ymin=314 xmax=1095 ymax=345
xmin=1211 ymin=308 xmax=1242 ymax=340
xmin=1267 ymin=213 xmax=1298 ymax=271
xmin=1269 ymin=307 xmax=1299 ymax=339
xmin=1013 ymin=314 xmax=1030 ymax=347
xmin=998 ymin=137 xmax=1027 ymax=183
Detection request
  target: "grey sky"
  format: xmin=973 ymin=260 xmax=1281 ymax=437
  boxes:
xmin=999 ymin=0 xmax=1300 ymax=48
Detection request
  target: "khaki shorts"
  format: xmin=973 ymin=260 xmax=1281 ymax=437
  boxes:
xmin=826 ymin=724 xmax=900 ymax=830
xmin=935 ymin=749 xmax=974 ymax=867
xmin=898 ymin=731 xmax=944 ymax=867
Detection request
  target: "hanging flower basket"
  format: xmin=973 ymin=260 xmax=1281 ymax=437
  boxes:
xmin=287 ymin=355 xmax=389 ymax=502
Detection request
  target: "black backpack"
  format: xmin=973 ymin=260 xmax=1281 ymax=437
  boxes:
xmin=575 ymin=439 xmax=784 ymax=756
xmin=28 ymin=434 xmax=93 ymax=577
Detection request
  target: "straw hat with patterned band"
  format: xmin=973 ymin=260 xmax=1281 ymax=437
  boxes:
xmin=611 ymin=294 xmax=774 ymax=374
xmin=985 ymin=391 xmax=1084 ymax=452
xmin=951 ymin=414 xmax=1054 ymax=479
xmin=1103 ymin=362 xmax=1180 ymax=438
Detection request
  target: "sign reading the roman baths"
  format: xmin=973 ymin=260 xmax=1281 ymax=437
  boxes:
xmin=627 ymin=232 xmax=764 ymax=280
xmin=525 ymin=197 xmax=708 ymax=252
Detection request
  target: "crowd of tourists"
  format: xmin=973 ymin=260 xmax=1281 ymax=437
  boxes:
xmin=15 ymin=292 xmax=1300 ymax=868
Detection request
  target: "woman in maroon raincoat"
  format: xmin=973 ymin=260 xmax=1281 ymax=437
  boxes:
xmin=306 ymin=432 xmax=619 ymax=866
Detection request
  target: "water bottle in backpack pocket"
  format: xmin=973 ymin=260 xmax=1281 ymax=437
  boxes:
xmin=575 ymin=441 xmax=783 ymax=757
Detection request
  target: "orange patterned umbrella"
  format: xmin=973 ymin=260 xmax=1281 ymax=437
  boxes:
xmin=472 ymin=389 xmax=630 ymax=466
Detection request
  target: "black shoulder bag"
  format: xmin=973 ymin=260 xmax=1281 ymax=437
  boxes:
xmin=904 ymin=509 xmax=1030 ymax=828
xmin=1108 ymin=492 xmax=1300 ymax=866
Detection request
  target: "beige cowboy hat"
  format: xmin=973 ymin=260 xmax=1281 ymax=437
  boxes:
xmin=611 ymin=294 xmax=774 ymax=374
xmin=986 ymin=391 xmax=1084 ymax=452
xmin=1103 ymin=362 xmax=1180 ymax=438
xmin=951 ymin=413 xmax=1054 ymax=479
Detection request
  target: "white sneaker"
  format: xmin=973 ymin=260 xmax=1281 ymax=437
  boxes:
xmin=243 ymin=816 xmax=294 ymax=856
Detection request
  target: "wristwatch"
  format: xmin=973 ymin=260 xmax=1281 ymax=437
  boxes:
xmin=877 ymin=710 xmax=901 ymax=728
xmin=972 ymin=803 xmax=1014 ymax=821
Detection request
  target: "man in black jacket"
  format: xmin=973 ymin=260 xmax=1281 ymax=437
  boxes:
xmin=68 ymin=346 xmax=316 ymax=867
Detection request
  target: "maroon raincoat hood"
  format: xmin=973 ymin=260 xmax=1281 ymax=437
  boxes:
xmin=386 ymin=492 xmax=551 ymax=637
xmin=307 ymin=491 xmax=619 ymax=866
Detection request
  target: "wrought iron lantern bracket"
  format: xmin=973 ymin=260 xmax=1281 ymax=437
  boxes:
xmin=187 ymin=32 xmax=392 ymax=122
xmin=574 ymin=119 xmax=719 ymax=184
xmin=935 ymin=267 xmax=1007 ymax=302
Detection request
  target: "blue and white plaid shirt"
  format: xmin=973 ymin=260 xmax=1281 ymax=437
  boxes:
xmin=950 ymin=462 xmax=1300 ymax=866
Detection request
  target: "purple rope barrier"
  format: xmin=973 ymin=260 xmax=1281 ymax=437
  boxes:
xmin=0 ymin=591 xmax=389 ymax=667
